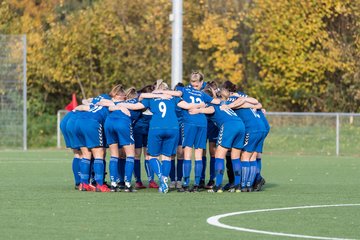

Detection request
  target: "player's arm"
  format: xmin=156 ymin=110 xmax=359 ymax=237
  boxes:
xmin=109 ymin=105 xmax=131 ymax=116
xmin=74 ymin=104 xmax=90 ymax=111
xmin=189 ymin=106 xmax=215 ymax=115
xmin=228 ymin=97 xmax=259 ymax=109
xmin=177 ymin=100 xmax=205 ymax=110
xmin=152 ymin=90 xmax=182 ymax=97
xmin=81 ymin=98 xmax=93 ymax=105
xmin=95 ymin=99 xmax=115 ymax=107
xmin=110 ymin=102 xmax=145 ymax=111
xmin=138 ymin=93 xmax=172 ymax=100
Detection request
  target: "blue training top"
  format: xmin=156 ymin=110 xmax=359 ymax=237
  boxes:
xmin=208 ymin=103 xmax=243 ymax=127
xmin=227 ymin=94 xmax=265 ymax=132
xmin=141 ymin=96 xmax=181 ymax=130
xmin=178 ymin=85 xmax=213 ymax=127
xmin=80 ymin=94 xmax=112 ymax=124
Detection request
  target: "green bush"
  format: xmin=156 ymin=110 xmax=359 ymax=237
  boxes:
xmin=28 ymin=113 xmax=57 ymax=148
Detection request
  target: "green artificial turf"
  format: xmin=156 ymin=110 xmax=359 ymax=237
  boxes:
xmin=0 ymin=150 xmax=359 ymax=240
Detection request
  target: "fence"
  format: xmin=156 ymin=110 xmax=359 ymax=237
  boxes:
xmin=0 ymin=35 xmax=27 ymax=150
xmin=56 ymin=111 xmax=360 ymax=156
xmin=265 ymin=112 xmax=360 ymax=156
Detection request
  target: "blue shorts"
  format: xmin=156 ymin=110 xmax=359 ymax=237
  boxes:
xmin=207 ymin=120 xmax=219 ymax=143
xmin=66 ymin=116 xmax=80 ymax=149
xmin=134 ymin=131 xmax=148 ymax=149
xmin=147 ymin=128 xmax=179 ymax=157
xmin=133 ymin=124 xmax=149 ymax=148
xmin=243 ymin=131 xmax=264 ymax=153
xmin=217 ymin=120 xmax=245 ymax=149
xmin=182 ymin=124 xmax=207 ymax=149
xmin=255 ymin=131 xmax=268 ymax=153
xmin=60 ymin=112 xmax=72 ymax=148
xmin=75 ymin=118 xmax=105 ymax=149
xmin=104 ymin=117 xmax=134 ymax=147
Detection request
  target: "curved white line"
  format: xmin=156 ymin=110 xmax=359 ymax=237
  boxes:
xmin=207 ymin=204 xmax=360 ymax=240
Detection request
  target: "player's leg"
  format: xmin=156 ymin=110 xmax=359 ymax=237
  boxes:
xmin=205 ymin=141 xmax=216 ymax=189
xmin=118 ymin=147 xmax=126 ymax=189
xmin=108 ymin=143 xmax=120 ymax=191
xmin=191 ymin=126 xmax=207 ymax=191
xmin=78 ymin=146 xmax=95 ymax=191
xmin=123 ymin=144 xmax=135 ymax=192
xmin=91 ymin=147 xmax=110 ymax=192
xmin=211 ymin=145 xmax=228 ymax=192
xmin=134 ymin=132 xmax=146 ymax=189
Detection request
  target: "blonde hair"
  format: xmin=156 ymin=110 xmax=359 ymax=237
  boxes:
xmin=190 ymin=71 xmax=204 ymax=82
xmin=155 ymin=79 xmax=169 ymax=90
xmin=109 ymin=84 xmax=125 ymax=97
xmin=125 ymin=87 xmax=138 ymax=99
xmin=219 ymin=87 xmax=230 ymax=99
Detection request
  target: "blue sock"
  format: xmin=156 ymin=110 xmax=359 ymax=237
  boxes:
xmin=255 ymin=158 xmax=262 ymax=181
xmin=149 ymin=158 xmax=162 ymax=180
xmin=201 ymin=156 xmax=207 ymax=180
xmin=248 ymin=161 xmax=257 ymax=187
xmin=109 ymin=156 xmax=119 ymax=183
xmin=195 ymin=160 xmax=203 ymax=186
xmin=80 ymin=158 xmax=91 ymax=184
xmin=170 ymin=160 xmax=176 ymax=181
xmin=72 ymin=157 xmax=81 ymax=185
xmin=162 ymin=160 xmax=171 ymax=178
xmin=125 ymin=156 xmax=134 ymax=183
xmin=241 ymin=161 xmax=250 ymax=188
xmin=183 ymin=159 xmax=191 ymax=186
xmin=134 ymin=159 xmax=141 ymax=183
xmin=93 ymin=158 xmax=104 ymax=185
xmin=118 ymin=158 xmax=126 ymax=182
xmin=145 ymin=160 xmax=154 ymax=182
xmin=90 ymin=158 xmax=95 ymax=183
xmin=209 ymin=157 xmax=216 ymax=180
xmin=231 ymin=158 xmax=241 ymax=185
xmin=177 ymin=159 xmax=183 ymax=181
xmin=215 ymin=158 xmax=224 ymax=187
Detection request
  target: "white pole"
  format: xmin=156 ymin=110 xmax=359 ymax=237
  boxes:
xmin=22 ymin=35 xmax=27 ymax=151
xmin=57 ymin=110 xmax=61 ymax=149
xmin=171 ymin=0 xmax=183 ymax=89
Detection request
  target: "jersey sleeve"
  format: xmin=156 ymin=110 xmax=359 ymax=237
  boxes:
xmin=202 ymin=92 xmax=214 ymax=104
xmin=141 ymin=98 xmax=150 ymax=109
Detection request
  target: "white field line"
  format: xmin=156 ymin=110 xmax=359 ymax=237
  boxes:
xmin=207 ymin=204 xmax=360 ymax=240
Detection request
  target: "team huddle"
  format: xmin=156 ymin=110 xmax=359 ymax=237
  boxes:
xmin=60 ymin=72 xmax=270 ymax=193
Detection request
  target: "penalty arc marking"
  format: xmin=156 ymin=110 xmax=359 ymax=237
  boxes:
xmin=207 ymin=204 xmax=360 ymax=240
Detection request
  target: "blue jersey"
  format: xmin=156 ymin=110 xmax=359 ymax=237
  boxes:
xmin=80 ymin=94 xmax=112 ymax=124
xmin=208 ymin=103 xmax=243 ymax=127
xmin=227 ymin=95 xmax=265 ymax=132
xmin=179 ymin=86 xmax=213 ymax=126
xmin=141 ymin=96 xmax=180 ymax=130
xmin=134 ymin=110 xmax=152 ymax=134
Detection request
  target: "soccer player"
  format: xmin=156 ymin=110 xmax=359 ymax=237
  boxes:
xmin=202 ymin=81 xmax=220 ymax=189
xmin=117 ymin=80 xmax=204 ymax=193
xmin=189 ymin=85 xmax=245 ymax=192
xmin=104 ymin=86 xmax=140 ymax=192
xmin=60 ymin=110 xmax=82 ymax=189
xmin=133 ymin=84 xmax=159 ymax=189
xmin=75 ymin=85 xmax=124 ymax=192
xmin=225 ymin=88 xmax=266 ymax=192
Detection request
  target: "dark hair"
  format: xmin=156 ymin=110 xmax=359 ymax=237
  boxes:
xmin=138 ymin=84 xmax=154 ymax=94
xmin=222 ymin=80 xmax=237 ymax=92
xmin=174 ymin=82 xmax=184 ymax=90
xmin=203 ymin=85 xmax=215 ymax=98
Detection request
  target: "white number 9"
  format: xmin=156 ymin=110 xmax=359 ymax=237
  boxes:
xmin=159 ymin=102 xmax=167 ymax=118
